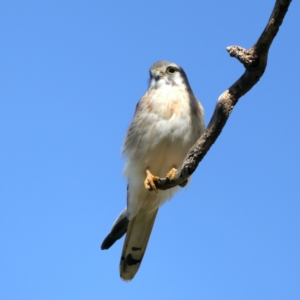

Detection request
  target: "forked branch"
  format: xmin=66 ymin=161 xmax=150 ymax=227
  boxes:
xmin=155 ymin=0 xmax=292 ymax=190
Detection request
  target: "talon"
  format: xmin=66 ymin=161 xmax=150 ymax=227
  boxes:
xmin=166 ymin=167 xmax=177 ymax=181
xmin=144 ymin=169 xmax=160 ymax=192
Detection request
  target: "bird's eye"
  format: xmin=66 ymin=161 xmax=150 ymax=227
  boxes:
xmin=166 ymin=67 xmax=176 ymax=74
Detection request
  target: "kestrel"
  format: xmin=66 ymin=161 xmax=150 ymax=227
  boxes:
xmin=101 ymin=60 xmax=205 ymax=281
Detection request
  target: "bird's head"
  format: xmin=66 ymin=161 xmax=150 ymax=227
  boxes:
xmin=149 ymin=60 xmax=191 ymax=91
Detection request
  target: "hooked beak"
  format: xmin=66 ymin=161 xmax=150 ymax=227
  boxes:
xmin=152 ymin=69 xmax=164 ymax=80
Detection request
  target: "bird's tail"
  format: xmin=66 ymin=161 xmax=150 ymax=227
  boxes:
xmin=120 ymin=208 xmax=158 ymax=281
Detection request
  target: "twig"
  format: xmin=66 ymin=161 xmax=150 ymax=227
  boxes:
xmin=155 ymin=0 xmax=292 ymax=191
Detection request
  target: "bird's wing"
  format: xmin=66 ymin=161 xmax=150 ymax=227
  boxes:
xmin=101 ymin=208 xmax=129 ymax=250
xmin=120 ymin=208 xmax=158 ymax=281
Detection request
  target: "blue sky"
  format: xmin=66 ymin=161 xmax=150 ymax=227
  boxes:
xmin=1 ymin=0 xmax=299 ymax=299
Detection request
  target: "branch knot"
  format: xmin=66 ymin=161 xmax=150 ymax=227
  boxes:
xmin=226 ymin=46 xmax=258 ymax=69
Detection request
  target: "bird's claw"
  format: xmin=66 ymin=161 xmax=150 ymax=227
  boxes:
xmin=144 ymin=169 xmax=160 ymax=192
xmin=166 ymin=167 xmax=177 ymax=181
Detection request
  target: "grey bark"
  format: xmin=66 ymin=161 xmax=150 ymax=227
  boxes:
xmin=154 ymin=0 xmax=293 ymax=191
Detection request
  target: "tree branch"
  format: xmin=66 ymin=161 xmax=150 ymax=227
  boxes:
xmin=155 ymin=0 xmax=292 ymax=191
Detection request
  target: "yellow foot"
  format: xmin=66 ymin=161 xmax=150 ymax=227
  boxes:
xmin=144 ymin=169 xmax=160 ymax=192
xmin=166 ymin=167 xmax=177 ymax=181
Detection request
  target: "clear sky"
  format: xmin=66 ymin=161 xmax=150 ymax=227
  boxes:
xmin=1 ymin=1 xmax=299 ymax=299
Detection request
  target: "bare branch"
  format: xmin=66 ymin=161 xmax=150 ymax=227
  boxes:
xmin=155 ymin=0 xmax=292 ymax=191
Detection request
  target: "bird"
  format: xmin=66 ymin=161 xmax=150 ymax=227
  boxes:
xmin=101 ymin=60 xmax=205 ymax=281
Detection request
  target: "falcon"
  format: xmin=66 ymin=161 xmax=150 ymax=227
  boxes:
xmin=101 ymin=60 xmax=205 ymax=281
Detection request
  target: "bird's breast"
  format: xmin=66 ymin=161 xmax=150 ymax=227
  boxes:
xmin=123 ymin=86 xmax=203 ymax=178
xmin=146 ymin=86 xmax=190 ymax=119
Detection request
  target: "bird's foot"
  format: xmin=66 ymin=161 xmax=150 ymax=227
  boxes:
xmin=166 ymin=167 xmax=177 ymax=181
xmin=144 ymin=169 xmax=160 ymax=192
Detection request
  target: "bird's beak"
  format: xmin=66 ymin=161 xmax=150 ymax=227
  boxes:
xmin=152 ymin=69 xmax=164 ymax=80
